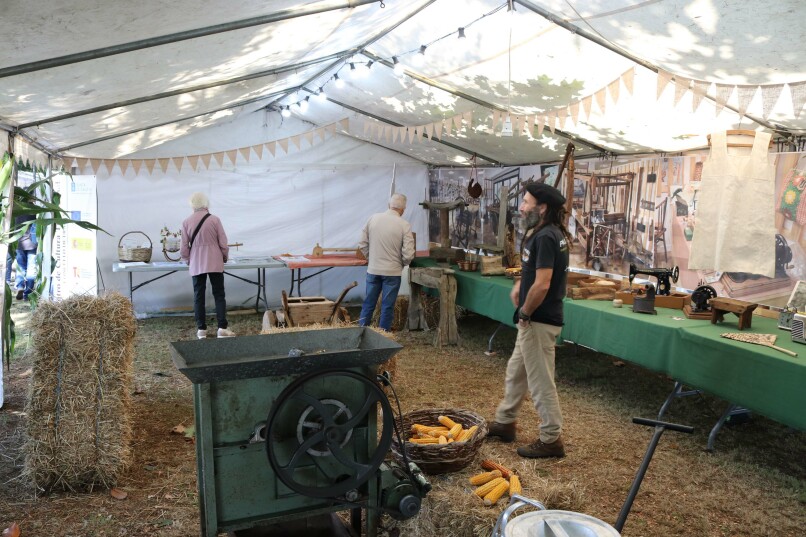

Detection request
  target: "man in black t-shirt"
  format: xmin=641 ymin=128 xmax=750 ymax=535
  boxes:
xmin=487 ymin=183 xmax=571 ymax=458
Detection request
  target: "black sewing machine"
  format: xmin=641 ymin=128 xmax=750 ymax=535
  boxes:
xmin=628 ymin=264 xmax=680 ymax=296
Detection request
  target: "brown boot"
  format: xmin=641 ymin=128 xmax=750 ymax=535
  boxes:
xmin=517 ymin=436 xmax=565 ymax=458
xmin=487 ymin=421 xmax=517 ymax=443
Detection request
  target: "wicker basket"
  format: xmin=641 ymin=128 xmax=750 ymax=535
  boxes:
xmin=118 ymin=231 xmax=153 ymax=262
xmin=390 ymin=408 xmax=488 ymax=475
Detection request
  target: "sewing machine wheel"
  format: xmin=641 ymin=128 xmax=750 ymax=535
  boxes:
xmin=671 ymin=265 xmax=679 ymax=283
xmin=266 ymin=369 xmax=394 ymax=499
xmin=691 ymin=285 xmax=717 ymax=311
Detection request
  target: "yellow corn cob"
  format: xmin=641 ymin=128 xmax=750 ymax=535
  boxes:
xmin=464 ymin=425 xmax=478 ymax=440
xmin=480 ymin=459 xmax=513 ymax=479
xmin=412 ymin=423 xmax=447 ymax=434
xmin=508 ymin=474 xmax=522 ymax=496
xmin=425 ymin=428 xmax=451 ymax=438
xmin=483 ymin=480 xmax=510 ymax=506
xmin=438 ymin=435 xmax=448 ymax=444
xmin=474 ymin=477 xmax=506 ymax=497
xmin=469 ymin=469 xmax=502 ymax=486
xmin=447 ymin=437 xmax=454 ymax=443
xmin=438 ymin=415 xmax=459 ymax=429
xmin=448 ymin=423 xmax=463 ymax=439
xmin=409 ymin=437 xmax=439 ymax=444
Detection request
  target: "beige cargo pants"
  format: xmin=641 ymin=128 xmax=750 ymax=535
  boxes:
xmin=494 ymin=321 xmax=563 ymax=443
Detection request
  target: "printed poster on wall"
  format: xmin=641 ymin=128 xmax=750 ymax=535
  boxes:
xmin=51 ymin=174 xmax=97 ymax=299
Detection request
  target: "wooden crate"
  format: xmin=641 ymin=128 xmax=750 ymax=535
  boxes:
xmin=287 ymin=297 xmax=336 ymax=325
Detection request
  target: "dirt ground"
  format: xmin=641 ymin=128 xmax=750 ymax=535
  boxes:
xmin=0 ymin=300 xmax=804 ymax=537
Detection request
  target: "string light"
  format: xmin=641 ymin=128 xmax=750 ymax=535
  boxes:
xmin=281 ymin=106 xmax=291 ymax=118
xmin=458 ymin=27 xmax=466 ymax=39
xmin=334 ymin=73 xmax=345 ymax=88
xmin=392 ymin=56 xmax=404 ymax=75
xmin=316 ymin=87 xmax=327 ymax=101
xmin=299 ymin=96 xmax=310 ymax=112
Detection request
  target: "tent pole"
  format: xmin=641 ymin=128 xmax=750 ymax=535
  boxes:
xmin=0 ymin=0 xmax=381 ymax=79
xmin=514 ymin=0 xmax=784 ymax=134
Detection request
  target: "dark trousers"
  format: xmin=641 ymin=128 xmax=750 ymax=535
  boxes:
xmin=192 ymin=272 xmax=228 ymax=330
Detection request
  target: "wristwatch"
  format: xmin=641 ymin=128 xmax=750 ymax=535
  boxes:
xmin=518 ymin=308 xmax=531 ymax=321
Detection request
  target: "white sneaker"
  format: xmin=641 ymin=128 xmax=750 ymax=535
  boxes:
xmin=217 ymin=328 xmax=236 ymax=338
xmin=197 ymin=329 xmax=208 ymax=339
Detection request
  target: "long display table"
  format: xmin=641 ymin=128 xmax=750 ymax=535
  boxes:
xmin=410 ymin=258 xmax=805 ymax=434
xmin=273 ymin=254 xmax=367 ymax=296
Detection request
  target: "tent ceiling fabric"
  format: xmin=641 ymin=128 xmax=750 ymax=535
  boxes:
xmin=1 ymin=0 xmax=804 ymax=165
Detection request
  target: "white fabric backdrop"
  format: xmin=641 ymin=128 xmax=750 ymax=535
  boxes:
xmin=96 ymin=113 xmax=428 ymax=313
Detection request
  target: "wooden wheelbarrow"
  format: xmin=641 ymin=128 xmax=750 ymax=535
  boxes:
xmin=262 ymin=281 xmax=357 ymax=331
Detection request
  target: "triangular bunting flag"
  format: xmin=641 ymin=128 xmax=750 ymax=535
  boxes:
xmin=442 ymin=118 xmax=452 ymax=137
xmin=557 ymin=108 xmax=568 ymax=129
xmin=290 ymin=135 xmax=301 ymax=149
xmin=171 ymin=156 xmax=184 ymax=172
xmin=391 ymin=127 xmax=400 ymax=143
xmin=406 ymin=127 xmax=415 ymax=144
xmin=90 ymin=159 xmax=102 ymax=174
xmin=581 ymin=96 xmax=593 ymax=120
xmin=492 ymin=110 xmax=501 ymax=130
xmin=158 ymin=157 xmax=170 ymax=172
xmin=238 ymin=147 xmax=251 ymax=162
xmin=714 ymin=84 xmax=734 ymax=115
xmin=657 ymin=69 xmax=673 ymax=99
xmin=67 ymin=157 xmax=78 ymax=170
xmin=547 ymin=112 xmax=556 ymax=134
xmin=339 ymin=118 xmax=349 ymax=131
xmin=363 ymin=122 xmax=371 ymax=137
xmin=607 ymin=78 xmax=620 ymax=104
xmin=691 ymin=80 xmax=710 ymax=112
xmin=313 ymin=128 xmax=324 ymax=142
xmin=304 ymin=131 xmax=314 ymax=146
xmin=622 ymin=68 xmax=635 ymax=95
xmin=131 ymin=160 xmax=143 ymax=175
xmin=569 ymin=103 xmax=579 ymax=126
xmin=118 ymin=159 xmax=130 ymax=175
xmin=278 ymin=138 xmax=289 ymax=154
xmin=225 ymin=149 xmax=237 ymax=165
xmin=452 ymin=114 xmax=463 ymax=132
xmin=433 ymin=123 xmax=442 ymax=141
xmin=789 ymin=81 xmax=806 ymax=119
xmin=514 ymin=115 xmax=524 ymax=135
xmin=760 ymin=84 xmax=784 ymax=120
xmin=383 ymin=126 xmax=391 ymax=143
xmin=463 ymin=110 xmax=473 ymax=128
xmin=144 ymin=159 xmax=157 ymax=174
xmin=266 ymin=141 xmax=276 ymax=156
xmin=415 ymin=127 xmax=423 ymax=143
xmin=188 ymin=155 xmax=200 ymax=170
xmin=76 ymin=158 xmax=89 ymax=172
xmin=595 ymin=88 xmax=607 ymax=114
xmin=200 ymin=154 xmax=212 ymax=169
xmin=735 ymin=85 xmax=757 ymax=117
xmin=326 ymin=124 xmax=336 ymax=136
xmin=424 ymin=123 xmax=433 ymax=139
xmin=537 ymin=115 xmax=546 ymax=137
xmin=252 ymin=144 xmax=264 ymax=160
xmin=673 ymin=77 xmax=690 ymax=106
xmin=212 ymin=152 xmax=224 ymax=167
xmin=527 ymin=114 xmax=536 ymax=136
xmin=102 ymin=159 xmax=115 ymax=173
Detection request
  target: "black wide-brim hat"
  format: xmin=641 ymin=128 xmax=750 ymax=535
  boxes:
xmin=525 ymin=182 xmax=566 ymax=208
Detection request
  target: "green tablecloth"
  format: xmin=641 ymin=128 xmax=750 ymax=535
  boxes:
xmin=411 ymin=257 xmax=806 ymax=430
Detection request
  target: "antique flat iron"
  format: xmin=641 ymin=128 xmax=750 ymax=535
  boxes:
xmin=633 ymin=284 xmax=657 ymax=315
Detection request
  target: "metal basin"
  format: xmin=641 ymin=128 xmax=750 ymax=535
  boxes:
xmin=170 ymin=327 xmax=402 ymax=383
xmin=505 ymin=511 xmax=620 ymax=537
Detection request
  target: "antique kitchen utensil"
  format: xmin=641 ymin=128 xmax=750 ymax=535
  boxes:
xmin=720 ymin=332 xmax=797 ymax=357
xmin=632 ymin=285 xmax=657 ymax=315
xmin=467 ymin=155 xmax=483 ymax=199
xmin=311 ymin=243 xmax=365 ymax=258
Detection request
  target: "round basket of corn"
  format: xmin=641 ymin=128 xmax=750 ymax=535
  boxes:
xmin=390 ymin=408 xmax=487 ymax=475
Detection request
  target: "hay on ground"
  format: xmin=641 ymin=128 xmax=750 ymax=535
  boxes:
xmin=371 ymin=294 xmax=409 ymax=332
xmin=24 ymin=292 xmax=137 ymax=492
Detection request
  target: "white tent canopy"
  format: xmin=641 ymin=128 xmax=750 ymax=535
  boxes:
xmin=2 ymin=0 xmax=804 ymax=165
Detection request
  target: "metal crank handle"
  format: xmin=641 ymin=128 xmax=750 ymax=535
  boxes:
xmin=633 ymin=417 xmax=694 ymax=434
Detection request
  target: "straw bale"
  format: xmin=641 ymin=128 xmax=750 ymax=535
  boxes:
xmin=24 ymin=292 xmax=137 ymax=492
xmin=371 ymin=294 xmax=409 ymax=331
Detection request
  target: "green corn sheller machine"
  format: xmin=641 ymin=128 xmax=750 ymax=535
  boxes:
xmin=171 ymin=327 xmax=430 ymax=537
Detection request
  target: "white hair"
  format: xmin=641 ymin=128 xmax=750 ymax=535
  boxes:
xmin=389 ymin=193 xmax=407 ymax=210
xmin=190 ymin=192 xmax=209 ymax=210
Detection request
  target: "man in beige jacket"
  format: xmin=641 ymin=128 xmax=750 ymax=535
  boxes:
xmin=358 ymin=193 xmax=415 ymax=330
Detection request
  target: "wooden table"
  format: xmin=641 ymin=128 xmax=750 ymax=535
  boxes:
xmin=407 ymin=266 xmax=459 ymax=346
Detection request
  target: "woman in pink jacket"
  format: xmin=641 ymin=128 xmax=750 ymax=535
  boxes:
xmin=180 ymin=192 xmax=235 ymax=339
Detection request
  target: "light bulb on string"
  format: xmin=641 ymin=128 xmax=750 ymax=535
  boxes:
xmin=316 ymin=86 xmax=327 ymax=101
xmin=334 ymin=73 xmax=345 ymax=88
xmin=392 ymin=56 xmax=404 ymax=75
xmin=281 ymin=106 xmax=291 ymax=118
xmin=458 ymin=27 xmax=466 ymax=39
xmin=299 ymin=96 xmax=309 ymax=112
xmin=412 ymin=45 xmax=427 ymax=67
